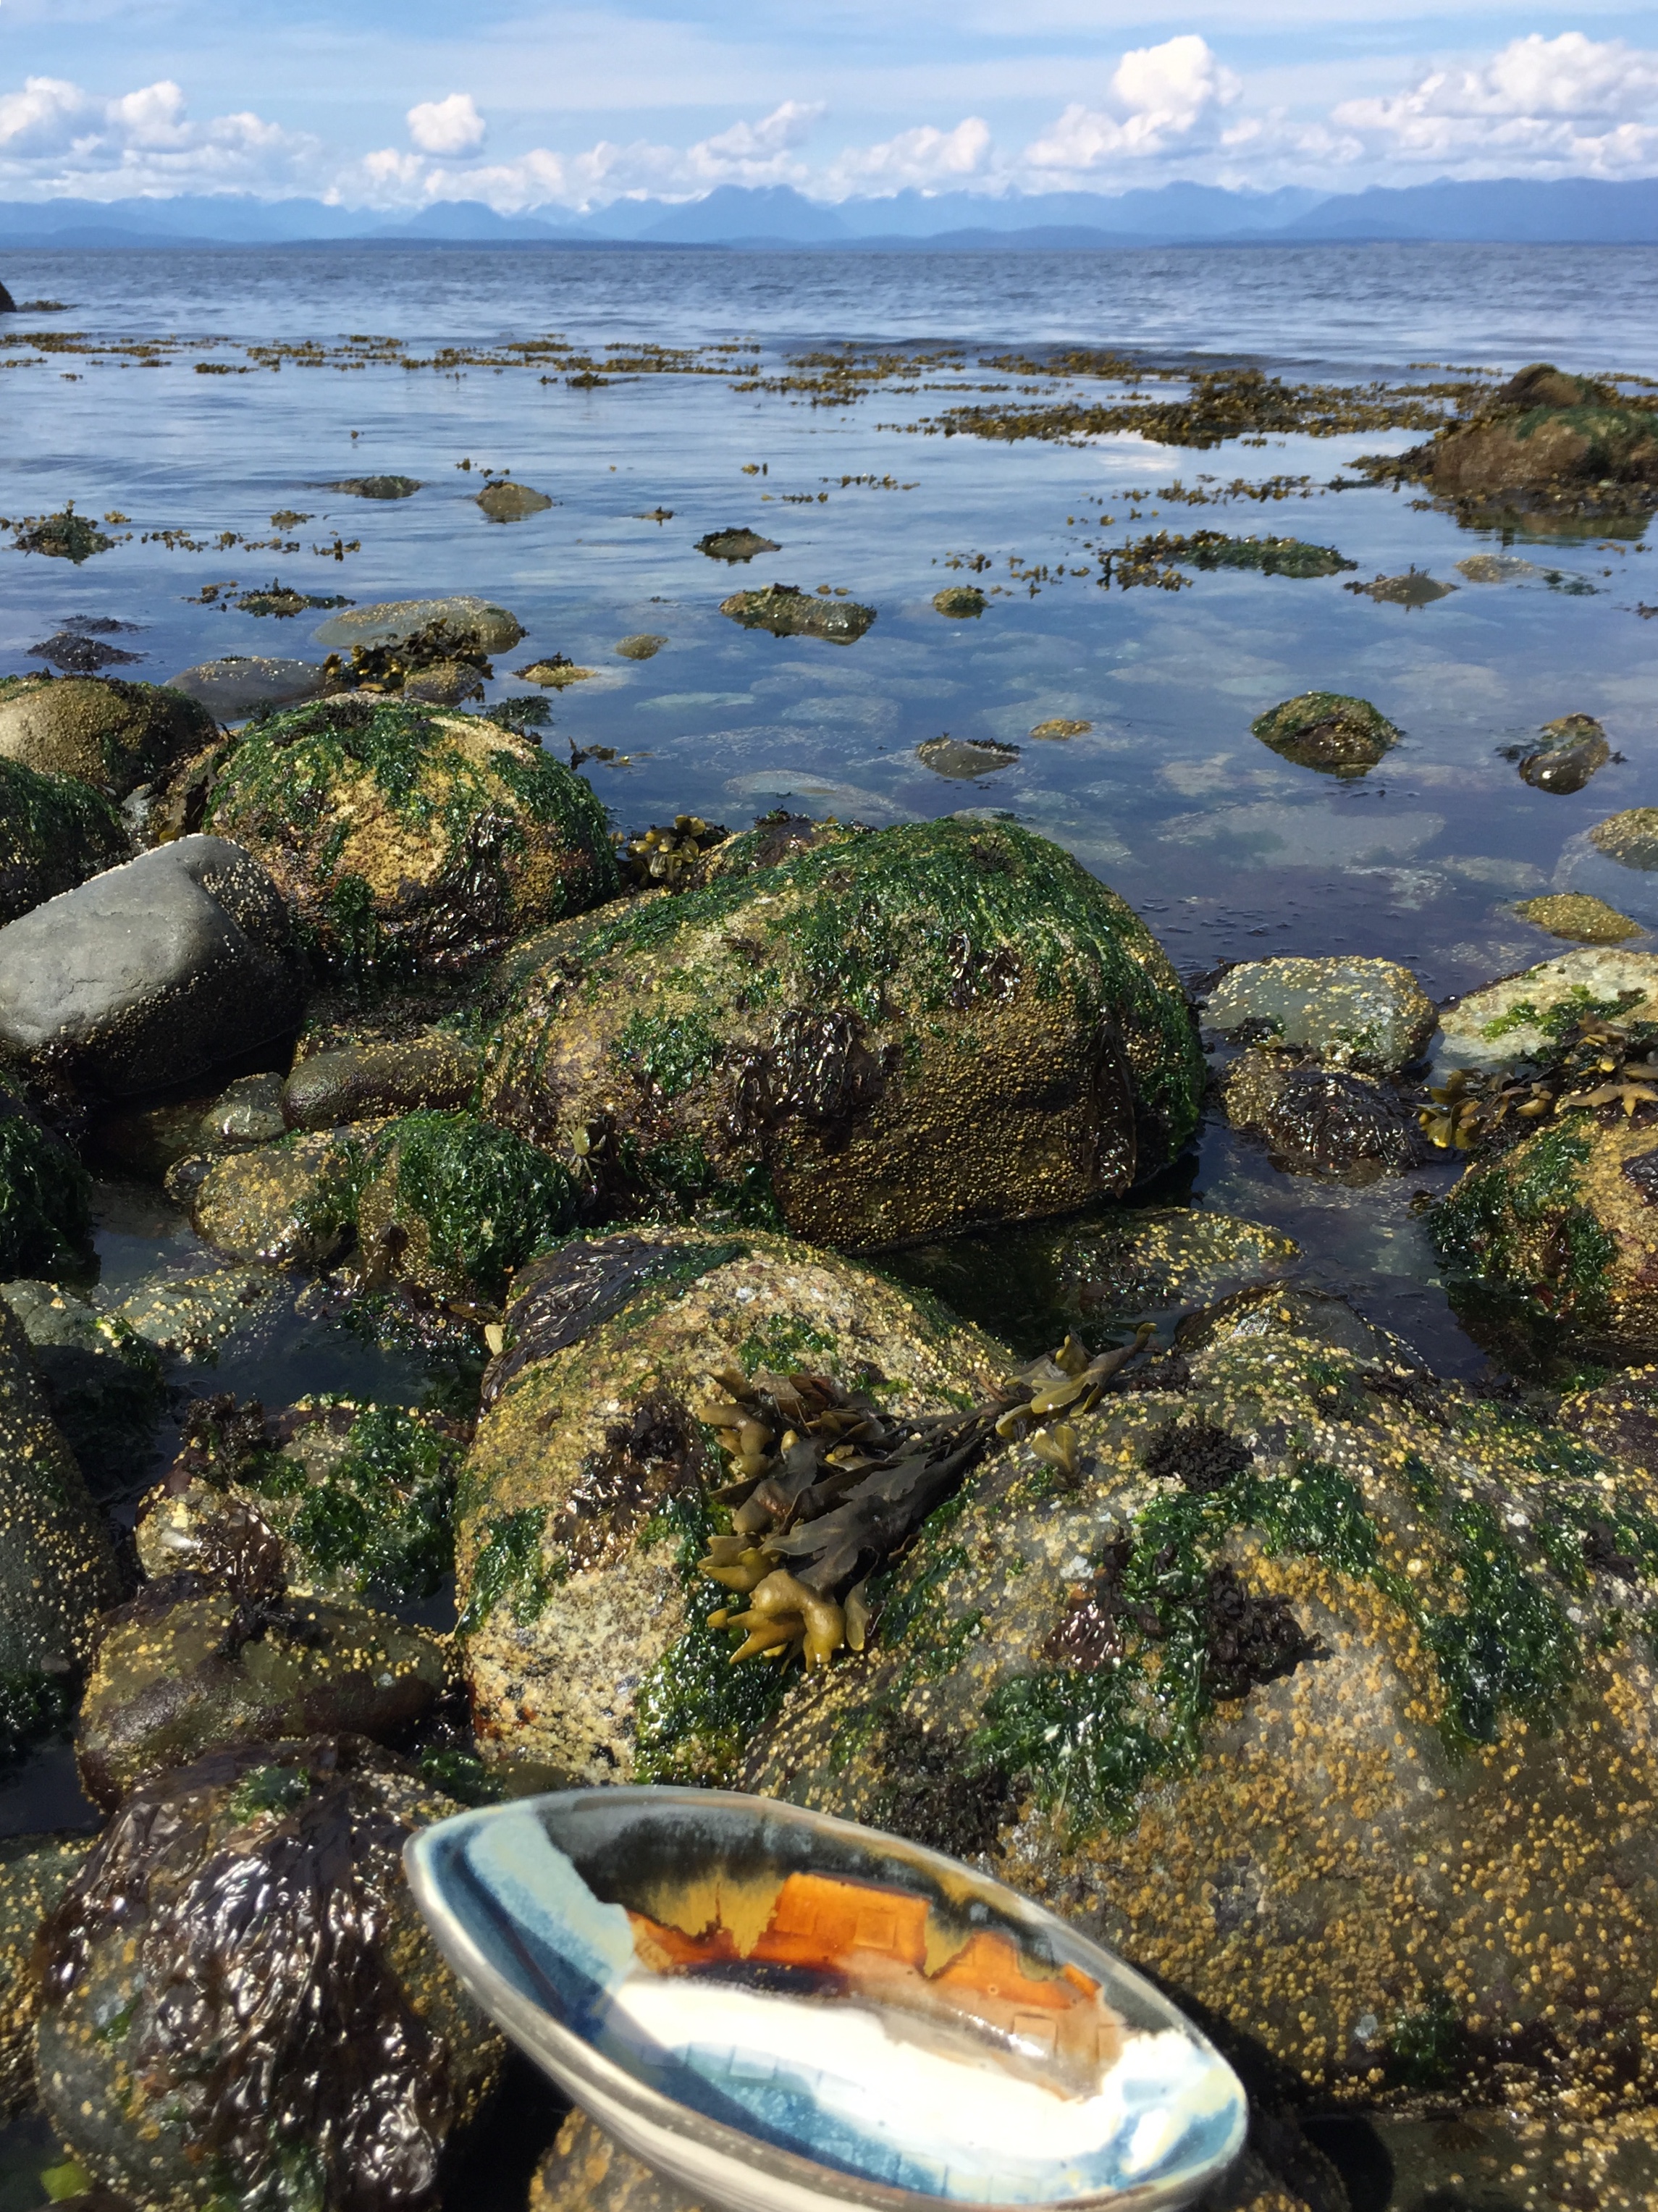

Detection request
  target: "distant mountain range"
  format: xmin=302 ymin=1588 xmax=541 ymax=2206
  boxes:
xmin=4 ymin=175 xmax=1658 ymax=251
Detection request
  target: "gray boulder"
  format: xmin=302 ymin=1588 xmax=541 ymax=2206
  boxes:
xmin=0 ymin=836 xmax=303 ymax=1094
xmin=166 ymin=655 xmax=327 ymax=720
xmin=313 ymin=594 xmax=523 ymax=652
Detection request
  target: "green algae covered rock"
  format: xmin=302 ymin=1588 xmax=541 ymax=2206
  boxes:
xmin=1250 ymin=691 xmax=1400 ymax=777
xmin=75 ymin=1581 xmax=447 ymax=1808
xmin=483 ymin=817 xmax=1203 ymax=1249
xmin=0 ymin=1833 xmax=87 ymax=2119
xmin=720 ymin=583 xmax=875 ymax=644
xmin=1435 ymin=949 xmax=1658 ymax=1072
xmin=457 ymin=1227 xmax=1010 ymax=1790
xmin=744 ymin=1296 xmax=1658 ymax=2109
xmin=0 ymin=757 xmax=126 ymax=923
xmin=1425 ymin=364 xmax=1658 ymax=500
xmin=0 ymin=1088 xmax=91 ymax=1279
xmin=35 ymin=1737 xmax=502 ymax=2212
xmin=203 ymin=695 xmax=618 ymax=977
xmin=0 ymin=675 xmax=214 ymax=799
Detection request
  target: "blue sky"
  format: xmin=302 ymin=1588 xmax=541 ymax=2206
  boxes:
xmin=5 ymin=0 xmax=1658 ymax=206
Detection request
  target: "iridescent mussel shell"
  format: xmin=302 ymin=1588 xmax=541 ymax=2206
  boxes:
xmin=405 ymin=1788 xmax=1246 ymax=2212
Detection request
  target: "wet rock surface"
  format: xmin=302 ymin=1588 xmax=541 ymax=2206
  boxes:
xmin=0 ymin=677 xmax=214 ymax=800
xmin=283 ymin=1032 xmax=479 ymax=1129
xmin=1415 ymin=363 xmax=1658 ymax=506
xmin=0 ymin=1280 xmax=161 ymax=1498
xmin=1250 ymin=691 xmax=1400 ymax=776
xmin=932 ymin=584 xmax=986 ymax=616
xmin=694 ymin=526 xmax=778 ymax=561
xmin=1435 ymin=947 xmax=1658 ymax=1070
xmin=0 ymin=761 xmax=126 ymax=925
xmin=1515 ymin=712 xmax=1611 ymax=794
xmin=718 ymin=582 xmax=876 ymax=643
xmin=916 ymin=734 xmax=1017 ymax=778
xmin=1205 ymin=956 xmax=1436 ymax=1075
xmin=1223 ymin=1052 xmax=1419 ymax=1181
xmin=314 ymin=597 xmax=525 ymax=655
xmin=474 ymin=481 xmax=552 ymax=521
xmin=165 ymin=655 xmax=327 ymax=720
xmin=0 ymin=837 xmax=303 ymax=1096
xmin=0 ymin=1834 xmax=86 ymax=2119
xmin=1514 ymin=891 xmax=1642 ymax=943
xmin=35 ymin=1738 xmax=502 ymax=2212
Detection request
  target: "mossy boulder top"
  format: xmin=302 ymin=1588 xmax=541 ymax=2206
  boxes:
xmin=1435 ymin=948 xmax=1658 ymax=1071
xmin=0 ymin=675 xmax=216 ymax=799
xmin=1425 ymin=366 xmax=1658 ymax=497
xmin=458 ymin=1226 xmax=1011 ymax=1790
xmin=482 ymin=817 xmax=1203 ymax=1248
xmin=203 ymin=697 xmax=618 ymax=975
xmin=1204 ymin=955 xmax=1436 ymax=1075
xmin=744 ymin=1297 xmax=1658 ymax=2108
xmin=0 ymin=757 xmax=127 ymax=926
xmin=1250 ymin=691 xmax=1400 ymax=776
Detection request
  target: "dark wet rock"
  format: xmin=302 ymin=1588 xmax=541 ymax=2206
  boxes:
xmin=1418 ymin=365 xmax=1658 ymax=500
xmin=1515 ymin=712 xmax=1611 ymax=794
xmin=35 ymin=1736 xmax=503 ymax=2212
xmin=459 ymin=1226 xmax=1008 ymax=1787
xmin=0 ymin=676 xmax=214 ymax=800
xmin=614 ymin=633 xmax=667 ymax=660
xmin=0 ymin=1297 xmax=119 ymax=1678
xmin=1250 ymin=691 xmax=1400 ymax=776
xmin=483 ymin=817 xmax=1203 ymax=1248
xmin=916 ymin=735 xmax=1017 ymax=778
xmin=284 ymin=1032 xmax=479 ymax=1130
xmin=0 ymin=1833 xmax=87 ymax=2119
xmin=1205 ymin=955 xmax=1434 ymax=1075
xmin=1514 ymin=891 xmax=1641 ymax=943
xmin=28 ymin=633 xmax=141 ymax=674
xmin=11 ymin=509 xmax=112 ymax=563
xmin=1434 ymin=948 xmax=1658 ymax=1072
xmin=0 ymin=1082 xmax=89 ymax=1275
xmin=399 ymin=658 xmax=485 ymax=706
xmin=475 ymin=481 xmax=552 ymax=521
xmin=139 ymin=1397 xmax=466 ymax=1610
xmin=1224 ymin=1052 xmax=1418 ymax=1181
xmin=719 ymin=582 xmax=875 ymax=644
xmin=0 ymin=1280 xmax=162 ymax=1499
xmin=92 ymin=1093 xmax=219 ymax=1179
xmin=933 ymin=585 xmax=986 ymax=617
xmin=744 ymin=1298 xmax=1658 ymax=2111
xmin=76 ymin=1583 xmax=447 ymax=1808
xmin=327 ymin=476 xmax=421 ymax=500
xmin=0 ymin=836 xmax=302 ymax=1096
xmin=105 ymin=1262 xmax=282 ymax=1363
xmin=314 ymin=596 xmax=524 ymax=654
xmin=0 ymin=757 xmax=126 ymax=925
xmin=198 ymin=1071 xmax=287 ymax=1148
xmin=166 ymin=654 xmax=327 ymax=720
xmin=203 ymin=697 xmax=617 ymax=979
xmin=514 ymin=657 xmax=597 ymax=689
xmin=0 ymin=281 xmax=13 ymax=315
xmin=1344 ymin=568 xmax=1456 ymax=607
xmin=1591 ymin=807 xmax=1658 ymax=870
xmin=190 ymin=1129 xmax=362 ymax=1269
xmin=694 ymin=526 xmax=778 ymax=562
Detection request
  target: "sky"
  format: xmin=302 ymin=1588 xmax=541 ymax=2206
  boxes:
xmin=5 ymin=0 xmax=1658 ymax=209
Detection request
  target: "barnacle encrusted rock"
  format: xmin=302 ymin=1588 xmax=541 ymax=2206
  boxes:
xmin=282 ymin=1031 xmax=479 ymax=1129
xmin=1205 ymin=956 xmax=1435 ymax=1075
xmin=35 ymin=1737 xmax=502 ymax=2212
xmin=0 ymin=675 xmax=215 ymax=798
xmin=457 ymin=1227 xmax=1009 ymax=1790
xmin=744 ymin=1295 xmax=1658 ymax=2111
xmin=313 ymin=595 xmax=524 ymax=654
xmin=191 ymin=1128 xmax=366 ymax=1268
xmin=1513 ymin=893 xmax=1641 ymax=945
xmin=719 ymin=583 xmax=876 ymax=644
xmin=1249 ymin=692 xmax=1399 ymax=776
xmin=1435 ymin=948 xmax=1658 ymax=1072
xmin=0 ymin=1296 xmax=119 ymax=1678
xmin=0 ymin=1833 xmax=87 ymax=2119
xmin=203 ymin=696 xmax=618 ymax=976
xmin=1222 ymin=1051 xmax=1418 ymax=1182
xmin=0 ymin=757 xmax=126 ymax=922
xmin=76 ymin=1581 xmax=447 ymax=1807
xmin=482 ymin=817 xmax=1203 ymax=1248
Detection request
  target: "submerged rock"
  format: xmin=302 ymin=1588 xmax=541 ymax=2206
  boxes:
xmin=916 ymin=735 xmax=1017 ymax=778
xmin=1249 ymin=691 xmax=1400 ymax=776
xmin=1590 ymin=807 xmax=1658 ymax=870
xmin=0 ymin=1833 xmax=87 ymax=2119
xmin=1222 ymin=1052 xmax=1418 ymax=1182
xmin=1435 ymin=948 xmax=1658 ymax=1071
xmin=167 ymin=652 xmax=329 ymax=721
xmin=0 ymin=757 xmax=126 ymax=924
xmin=1517 ymin=712 xmax=1610 ymax=794
xmin=1205 ymin=955 xmax=1435 ymax=1075
xmin=107 ymin=1261 xmax=283 ymax=1362
xmin=475 ymin=480 xmax=552 ymax=521
xmin=694 ymin=526 xmax=779 ymax=562
xmin=0 ymin=676 xmax=214 ymax=799
xmin=458 ymin=1227 xmax=1009 ymax=1788
xmin=1345 ymin=568 xmax=1456 ymax=607
xmin=1514 ymin=891 xmax=1641 ymax=943
xmin=933 ymin=585 xmax=986 ymax=617
xmin=615 ymin=633 xmax=668 ymax=660
xmin=745 ymin=1298 xmax=1658 ymax=2111
xmin=483 ymin=817 xmax=1204 ymax=1248
xmin=36 ymin=1737 xmax=503 ymax=2212
xmin=0 ymin=1279 xmax=162 ymax=1497
xmin=77 ymin=1581 xmax=447 ymax=1808
xmin=315 ymin=596 xmax=524 ymax=654
xmin=0 ymin=1085 xmax=91 ymax=1277
xmin=1456 ymin=551 xmax=1539 ymax=582
xmin=0 ymin=836 xmax=303 ymax=1095
xmin=0 ymin=1297 xmax=119 ymax=1679
xmin=720 ymin=583 xmax=876 ymax=644
xmin=203 ymin=697 xmax=618 ymax=977
xmin=327 ymin=476 xmax=421 ymax=500
xmin=283 ymin=1031 xmax=479 ymax=1130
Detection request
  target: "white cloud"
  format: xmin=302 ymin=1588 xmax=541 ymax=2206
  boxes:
xmin=1332 ymin=33 xmax=1658 ymax=174
xmin=1023 ymin=34 xmax=1241 ymax=174
xmin=407 ymin=93 xmax=485 ymax=156
xmin=825 ymin=116 xmax=993 ymax=194
xmin=0 ymin=73 xmax=319 ymax=195
xmin=685 ymin=99 xmax=825 ymax=183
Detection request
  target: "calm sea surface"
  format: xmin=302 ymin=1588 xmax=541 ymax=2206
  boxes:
xmin=0 ymin=242 xmax=1652 ymax=1868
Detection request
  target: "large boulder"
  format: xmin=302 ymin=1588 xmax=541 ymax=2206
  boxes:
xmin=483 ymin=818 xmax=1203 ymax=1248
xmin=0 ymin=676 xmax=215 ymax=799
xmin=744 ymin=1296 xmax=1658 ymax=2114
xmin=0 ymin=757 xmax=126 ymax=924
xmin=35 ymin=1737 xmax=503 ymax=2212
xmin=457 ymin=1227 xmax=1010 ymax=1789
xmin=1421 ymin=367 xmax=1658 ymax=499
xmin=0 ymin=836 xmax=303 ymax=1095
xmin=203 ymin=696 xmax=618 ymax=977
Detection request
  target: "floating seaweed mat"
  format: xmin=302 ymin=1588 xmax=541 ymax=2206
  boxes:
xmin=407 ymin=1787 xmax=1246 ymax=2211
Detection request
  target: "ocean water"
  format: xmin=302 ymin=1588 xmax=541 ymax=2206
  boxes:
xmin=0 ymin=245 xmax=1649 ymax=1864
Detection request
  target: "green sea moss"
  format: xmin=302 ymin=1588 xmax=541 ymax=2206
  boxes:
xmin=0 ymin=758 xmax=126 ymax=922
xmin=0 ymin=1109 xmax=91 ymax=1277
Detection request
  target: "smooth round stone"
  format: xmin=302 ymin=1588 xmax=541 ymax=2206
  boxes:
xmin=615 ymin=634 xmax=668 ymax=660
xmin=167 ymin=656 xmax=327 ymax=720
